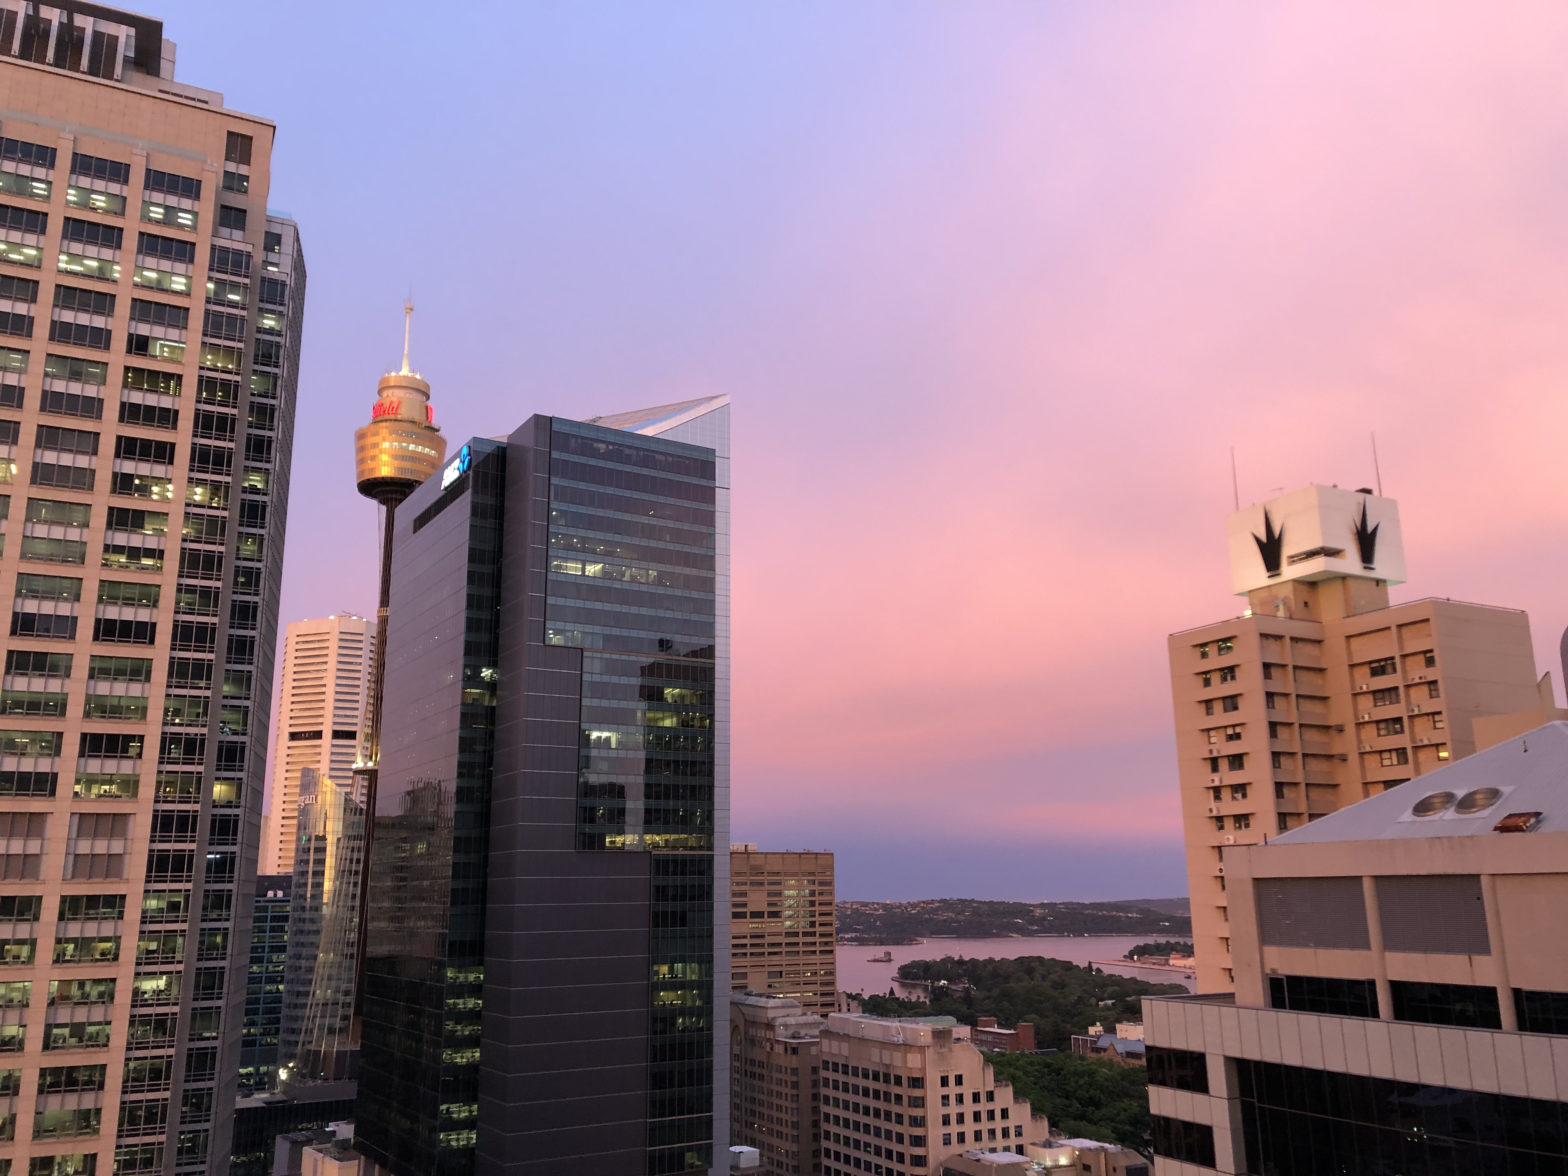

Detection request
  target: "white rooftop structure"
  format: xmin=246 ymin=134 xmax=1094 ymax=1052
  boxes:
xmin=583 ymin=393 xmax=730 ymax=435
xmin=1226 ymin=483 xmax=1406 ymax=595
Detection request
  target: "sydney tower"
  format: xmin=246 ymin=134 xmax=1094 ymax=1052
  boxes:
xmin=348 ymin=304 xmax=446 ymax=1031
xmin=353 ymin=302 xmax=447 ymax=778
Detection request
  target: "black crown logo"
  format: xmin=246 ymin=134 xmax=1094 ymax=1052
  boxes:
xmin=1353 ymin=500 xmax=1379 ymax=569
xmin=1253 ymin=507 xmax=1284 ymax=578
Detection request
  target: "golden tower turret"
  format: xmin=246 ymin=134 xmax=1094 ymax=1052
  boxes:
xmin=354 ymin=301 xmax=447 ymax=503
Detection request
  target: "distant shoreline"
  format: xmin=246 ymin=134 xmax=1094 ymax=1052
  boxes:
xmin=834 ymin=897 xmax=1192 ymax=942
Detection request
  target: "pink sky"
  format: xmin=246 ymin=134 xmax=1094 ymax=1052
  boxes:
xmin=174 ymin=2 xmax=1568 ymax=898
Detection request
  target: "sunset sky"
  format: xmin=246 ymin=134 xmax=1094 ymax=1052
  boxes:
xmin=161 ymin=3 xmax=1568 ymax=900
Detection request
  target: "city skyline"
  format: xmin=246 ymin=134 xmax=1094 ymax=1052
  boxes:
xmin=155 ymin=0 xmax=1568 ymax=901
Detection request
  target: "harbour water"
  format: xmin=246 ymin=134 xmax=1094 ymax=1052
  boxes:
xmin=836 ymin=935 xmax=1197 ymax=997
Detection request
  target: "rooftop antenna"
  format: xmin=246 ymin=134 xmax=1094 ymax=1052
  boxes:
xmin=399 ymin=298 xmax=414 ymax=375
xmin=1229 ymin=447 xmax=1240 ymax=510
xmin=1370 ymin=432 xmax=1383 ymax=496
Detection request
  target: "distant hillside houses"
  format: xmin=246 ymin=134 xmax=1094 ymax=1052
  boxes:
xmin=836 ymin=897 xmax=1192 ymax=942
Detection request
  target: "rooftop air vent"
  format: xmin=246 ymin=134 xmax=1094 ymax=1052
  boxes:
xmin=1494 ymin=812 xmax=1543 ymax=834
xmin=1411 ymin=791 xmax=1456 ymax=817
xmin=1455 ymin=787 xmax=1503 ymax=815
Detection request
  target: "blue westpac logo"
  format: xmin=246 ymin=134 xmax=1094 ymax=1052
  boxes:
xmin=441 ymin=443 xmax=472 ymax=490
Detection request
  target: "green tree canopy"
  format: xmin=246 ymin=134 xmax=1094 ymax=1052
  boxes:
xmin=990 ymin=1052 xmax=1151 ymax=1153
xmin=886 ymin=955 xmax=1185 ymax=1051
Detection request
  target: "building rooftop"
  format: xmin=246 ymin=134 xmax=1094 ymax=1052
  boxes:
xmin=940 ymin=1153 xmax=1035 ymax=1174
xmin=824 ymin=1012 xmax=961 ymax=1044
xmin=583 ymin=394 xmax=729 ymax=435
xmin=1092 ymin=1034 xmax=1145 ymax=1054
xmin=1055 ymin=1138 xmax=1134 ymax=1152
xmin=1273 ymin=721 xmax=1567 ymax=844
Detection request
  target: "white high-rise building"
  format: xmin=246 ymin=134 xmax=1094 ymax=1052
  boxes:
xmin=265 ymin=615 xmax=372 ymax=874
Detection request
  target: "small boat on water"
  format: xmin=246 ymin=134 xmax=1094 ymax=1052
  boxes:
xmin=866 ymin=950 xmax=893 ymax=962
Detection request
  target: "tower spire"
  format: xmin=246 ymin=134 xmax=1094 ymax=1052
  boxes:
xmin=400 ymin=298 xmax=414 ymax=376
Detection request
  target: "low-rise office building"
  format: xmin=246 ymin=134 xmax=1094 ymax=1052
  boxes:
xmin=969 ymin=1018 xmax=1035 ymax=1054
xmin=731 ymin=993 xmax=822 ymax=1176
xmin=1145 ymin=721 xmax=1568 ymax=1174
xmin=732 ymin=847 xmax=837 ymax=1015
xmin=820 ymin=1014 xmax=1045 ymax=1176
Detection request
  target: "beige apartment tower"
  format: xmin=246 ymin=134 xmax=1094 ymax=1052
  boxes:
xmin=731 ymin=846 xmax=837 ymax=1015
xmin=264 ymin=615 xmax=372 ymax=875
xmin=819 ymin=1013 xmax=1044 ymax=1176
xmin=1171 ymin=485 xmax=1540 ymax=993
xmin=1144 ymin=722 xmax=1568 ymax=1174
xmin=0 ymin=5 xmax=305 ymax=1174
xmin=730 ymin=993 xmax=822 ymax=1176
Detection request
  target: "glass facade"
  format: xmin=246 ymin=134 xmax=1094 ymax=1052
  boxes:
xmin=356 ymin=412 xmax=724 ymax=1176
xmin=356 ymin=441 xmax=503 ymax=1176
xmin=1237 ymin=1057 xmax=1568 ymax=1175
xmin=1145 ymin=1045 xmax=1209 ymax=1094
xmin=1516 ymin=989 xmax=1568 ymax=1036
xmin=237 ymin=874 xmax=291 ymax=1095
xmin=279 ymin=768 xmax=366 ymax=1081
xmin=546 ymin=419 xmax=716 ymax=1173
xmin=229 ymin=1093 xmax=355 ymax=1176
xmin=1151 ymin=1114 xmax=1215 ymax=1169
xmin=1267 ymin=974 xmax=1380 ymax=1019
xmin=1388 ymin=980 xmax=1502 ymax=1030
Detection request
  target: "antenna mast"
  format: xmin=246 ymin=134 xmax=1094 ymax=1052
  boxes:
xmin=1230 ymin=447 xmax=1240 ymax=510
xmin=1371 ymin=432 xmax=1383 ymax=496
xmin=399 ymin=299 xmax=414 ymax=375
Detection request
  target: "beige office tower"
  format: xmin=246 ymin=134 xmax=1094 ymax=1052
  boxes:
xmin=0 ymin=6 xmax=304 ymax=1174
xmin=1144 ymin=723 xmax=1568 ymax=1175
xmin=1171 ymin=485 xmax=1539 ymax=993
xmin=731 ymin=847 xmax=837 ymax=1015
xmin=264 ymin=616 xmax=372 ymax=875
xmin=819 ymin=1014 xmax=1043 ymax=1176
xmin=730 ymin=993 xmax=822 ymax=1176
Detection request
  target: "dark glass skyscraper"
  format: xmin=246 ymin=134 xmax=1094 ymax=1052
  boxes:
xmin=355 ymin=397 xmax=730 ymax=1176
xmin=238 ymin=873 xmax=291 ymax=1095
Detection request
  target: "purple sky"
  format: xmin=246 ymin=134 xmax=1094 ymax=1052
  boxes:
xmin=157 ymin=3 xmax=1568 ymax=900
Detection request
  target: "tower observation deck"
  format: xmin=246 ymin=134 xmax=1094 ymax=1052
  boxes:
xmin=355 ymin=301 xmax=447 ymax=504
